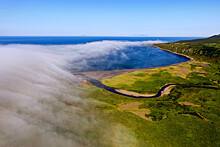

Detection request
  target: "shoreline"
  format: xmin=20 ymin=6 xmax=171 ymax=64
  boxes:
xmin=73 ymin=45 xmax=196 ymax=98
xmin=73 ymin=45 xmax=194 ymax=80
xmin=152 ymin=45 xmax=194 ymax=62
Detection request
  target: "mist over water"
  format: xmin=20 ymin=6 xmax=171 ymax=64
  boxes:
xmin=0 ymin=40 xmax=188 ymax=146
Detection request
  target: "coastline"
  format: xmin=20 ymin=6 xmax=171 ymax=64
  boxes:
xmin=152 ymin=45 xmax=194 ymax=62
xmin=73 ymin=45 xmax=194 ymax=80
xmin=72 ymin=45 xmax=213 ymax=98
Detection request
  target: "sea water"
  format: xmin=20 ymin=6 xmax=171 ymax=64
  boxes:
xmin=0 ymin=36 xmax=199 ymax=72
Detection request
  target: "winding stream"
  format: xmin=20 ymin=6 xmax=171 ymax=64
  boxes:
xmin=75 ymin=74 xmax=179 ymax=98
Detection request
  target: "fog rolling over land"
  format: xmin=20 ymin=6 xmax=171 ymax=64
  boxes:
xmin=0 ymin=40 xmax=166 ymax=146
xmin=0 ymin=0 xmax=219 ymax=146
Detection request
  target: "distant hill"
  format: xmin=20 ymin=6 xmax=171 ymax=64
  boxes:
xmin=209 ymin=34 xmax=220 ymax=38
xmin=154 ymin=35 xmax=220 ymax=64
xmin=176 ymin=34 xmax=220 ymax=44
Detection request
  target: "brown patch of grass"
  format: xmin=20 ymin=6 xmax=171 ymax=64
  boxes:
xmin=115 ymin=89 xmax=155 ymax=97
xmin=178 ymin=101 xmax=201 ymax=107
xmin=132 ymin=111 xmax=153 ymax=122
xmin=119 ymin=102 xmax=152 ymax=121
xmin=119 ymin=102 xmax=142 ymax=110
xmin=193 ymin=62 xmax=210 ymax=67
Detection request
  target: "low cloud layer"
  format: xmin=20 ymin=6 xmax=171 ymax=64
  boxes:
xmin=0 ymin=40 xmax=163 ymax=146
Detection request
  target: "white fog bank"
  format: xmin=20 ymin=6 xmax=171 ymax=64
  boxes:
xmin=0 ymin=40 xmax=163 ymax=146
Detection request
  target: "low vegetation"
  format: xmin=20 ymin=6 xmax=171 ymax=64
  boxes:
xmin=102 ymin=61 xmax=211 ymax=94
xmin=81 ymin=35 xmax=220 ymax=146
xmin=155 ymin=34 xmax=220 ymax=65
xmin=80 ymin=86 xmax=219 ymax=146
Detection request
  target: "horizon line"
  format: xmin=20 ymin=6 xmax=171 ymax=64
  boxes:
xmin=0 ymin=35 xmax=206 ymax=38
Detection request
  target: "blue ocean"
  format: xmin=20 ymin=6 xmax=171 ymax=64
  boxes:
xmin=0 ymin=36 xmax=199 ymax=45
xmin=0 ymin=36 xmax=199 ymax=72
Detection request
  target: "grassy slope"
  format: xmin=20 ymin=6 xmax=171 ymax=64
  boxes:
xmin=82 ymin=35 xmax=220 ymax=146
xmin=155 ymin=34 xmax=220 ymax=65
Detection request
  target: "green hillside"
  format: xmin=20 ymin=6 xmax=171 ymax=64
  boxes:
xmin=84 ymin=35 xmax=220 ymax=146
xmin=155 ymin=35 xmax=220 ymax=65
xmin=177 ymin=34 xmax=220 ymax=44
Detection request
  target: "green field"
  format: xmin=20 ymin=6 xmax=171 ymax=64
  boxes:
xmin=80 ymin=86 xmax=219 ymax=146
xmin=81 ymin=35 xmax=220 ymax=146
xmin=101 ymin=61 xmax=212 ymax=94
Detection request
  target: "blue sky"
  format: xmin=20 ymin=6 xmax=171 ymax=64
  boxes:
xmin=0 ymin=0 xmax=219 ymax=37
